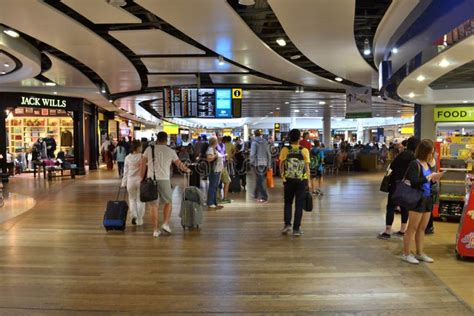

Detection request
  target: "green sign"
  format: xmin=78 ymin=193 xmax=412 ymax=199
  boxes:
xmin=434 ymin=107 xmax=474 ymax=122
xmin=345 ymin=112 xmax=372 ymax=119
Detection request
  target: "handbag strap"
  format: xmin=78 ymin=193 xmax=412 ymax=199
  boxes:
xmin=402 ymin=160 xmax=421 ymax=182
xmin=150 ymin=145 xmax=156 ymax=181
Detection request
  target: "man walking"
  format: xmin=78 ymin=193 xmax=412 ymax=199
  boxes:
xmin=250 ymin=130 xmax=272 ymax=203
xmin=141 ymin=132 xmax=190 ymax=238
xmin=279 ymin=129 xmax=311 ymax=236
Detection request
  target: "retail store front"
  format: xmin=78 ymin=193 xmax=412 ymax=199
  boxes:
xmin=0 ymin=92 xmax=99 ymax=175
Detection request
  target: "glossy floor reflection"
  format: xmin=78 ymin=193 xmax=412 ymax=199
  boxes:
xmin=0 ymin=170 xmax=472 ymax=315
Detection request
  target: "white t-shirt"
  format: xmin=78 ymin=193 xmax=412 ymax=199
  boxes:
xmin=206 ymin=146 xmax=224 ymax=173
xmin=144 ymin=145 xmax=179 ymax=180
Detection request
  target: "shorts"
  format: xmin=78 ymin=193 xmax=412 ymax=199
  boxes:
xmin=310 ymin=169 xmax=323 ymax=179
xmin=412 ymin=196 xmax=433 ymax=213
xmin=221 ymin=167 xmax=231 ymax=184
xmin=149 ymin=180 xmax=173 ymax=204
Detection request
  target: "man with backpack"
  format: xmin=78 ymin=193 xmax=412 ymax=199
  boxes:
xmin=279 ymin=129 xmax=312 ymax=236
xmin=310 ymin=140 xmax=325 ymax=196
xmin=250 ymin=130 xmax=272 ymax=203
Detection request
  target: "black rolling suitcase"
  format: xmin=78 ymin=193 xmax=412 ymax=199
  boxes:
xmin=188 ymin=163 xmax=201 ymax=188
xmin=229 ymin=175 xmax=241 ymax=193
xmin=103 ymin=188 xmax=128 ymax=232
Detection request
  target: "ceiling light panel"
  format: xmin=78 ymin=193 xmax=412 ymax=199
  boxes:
xmin=147 ymin=74 xmax=197 ymax=87
xmin=210 ymin=74 xmax=280 ymax=85
xmin=142 ymin=57 xmax=248 ymax=73
xmin=62 ymin=0 xmax=141 ymax=24
xmin=109 ymin=29 xmax=205 ymax=55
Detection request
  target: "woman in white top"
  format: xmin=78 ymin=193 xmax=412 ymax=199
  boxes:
xmin=206 ymin=137 xmax=225 ymax=209
xmin=121 ymin=141 xmax=145 ymax=226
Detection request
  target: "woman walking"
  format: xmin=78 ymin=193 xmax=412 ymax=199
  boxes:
xmin=206 ymin=137 xmax=224 ymax=209
xmin=121 ymin=141 xmax=145 ymax=226
xmin=401 ymin=140 xmax=444 ymax=264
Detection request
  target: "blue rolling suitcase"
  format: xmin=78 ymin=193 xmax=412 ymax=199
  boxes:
xmin=103 ymin=188 xmax=128 ymax=232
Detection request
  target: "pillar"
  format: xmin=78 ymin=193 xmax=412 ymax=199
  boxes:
xmin=243 ymin=124 xmax=249 ymax=142
xmin=323 ymin=108 xmax=331 ymax=146
xmin=357 ymin=119 xmax=364 ymax=143
xmin=415 ymin=104 xmax=436 ymax=140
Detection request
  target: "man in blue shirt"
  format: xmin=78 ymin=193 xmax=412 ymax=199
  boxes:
xmin=310 ymin=140 xmax=325 ymax=196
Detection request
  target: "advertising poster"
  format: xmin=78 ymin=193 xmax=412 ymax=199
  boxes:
xmin=345 ymin=86 xmax=372 ymax=118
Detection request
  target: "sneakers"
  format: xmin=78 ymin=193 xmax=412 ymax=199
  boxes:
xmin=131 ymin=217 xmax=137 ymax=225
xmin=136 ymin=218 xmax=144 ymax=226
xmin=208 ymin=204 xmax=217 ymax=209
xmin=394 ymin=231 xmax=405 ymax=237
xmin=401 ymin=254 xmax=419 ymax=264
xmin=292 ymin=230 xmax=303 ymax=237
xmin=161 ymin=224 xmax=172 ymax=235
xmin=425 ymin=227 xmax=434 ymax=235
xmin=281 ymin=225 xmax=291 ymax=235
xmin=219 ymin=198 xmax=232 ymax=204
xmin=377 ymin=232 xmax=391 ymax=240
xmin=208 ymin=205 xmax=224 ymax=210
xmin=152 ymin=230 xmax=161 ymax=238
xmin=258 ymin=199 xmax=269 ymax=204
xmin=415 ymin=253 xmax=434 ymax=263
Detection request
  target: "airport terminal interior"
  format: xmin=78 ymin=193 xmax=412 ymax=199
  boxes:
xmin=0 ymin=0 xmax=473 ymax=314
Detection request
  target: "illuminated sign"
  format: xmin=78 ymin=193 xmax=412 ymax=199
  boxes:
xmin=20 ymin=96 xmax=67 ymax=108
xmin=232 ymin=88 xmax=242 ymax=99
xmin=215 ymin=89 xmax=232 ymax=118
xmin=434 ymin=107 xmax=474 ymax=122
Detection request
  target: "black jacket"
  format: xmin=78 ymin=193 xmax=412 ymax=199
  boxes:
xmin=405 ymin=160 xmax=428 ymax=190
xmin=390 ymin=150 xmax=415 ymax=186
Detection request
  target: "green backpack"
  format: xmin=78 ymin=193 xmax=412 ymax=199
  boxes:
xmin=284 ymin=146 xmax=306 ymax=180
xmin=310 ymin=149 xmax=321 ymax=172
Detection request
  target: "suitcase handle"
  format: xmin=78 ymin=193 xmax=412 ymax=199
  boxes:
xmin=116 ymin=186 xmax=127 ymax=201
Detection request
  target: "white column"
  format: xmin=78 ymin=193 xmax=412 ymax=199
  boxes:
xmin=419 ymin=105 xmax=436 ymax=140
xmin=357 ymin=119 xmax=364 ymax=143
xmin=323 ymin=108 xmax=331 ymax=146
xmin=291 ymin=117 xmax=297 ymax=129
xmin=243 ymin=124 xmax=249 ymax=141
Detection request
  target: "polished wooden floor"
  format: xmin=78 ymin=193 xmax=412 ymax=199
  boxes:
xmin=0 ymin=169 xmax=472 ymax=315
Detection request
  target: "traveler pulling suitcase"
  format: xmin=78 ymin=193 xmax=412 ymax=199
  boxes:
xmin=180 ymin=174 xmax=204 ymax=230
xmin=103 ymin=187 xmax=128 ymax=232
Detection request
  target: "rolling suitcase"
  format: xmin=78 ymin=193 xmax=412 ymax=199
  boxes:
xmin=188 ymin=163 xmax=201 ymax=188
xmin=229 ymin=174 xmax=241 ymax=193
xmin=180 ymin=175 xmax=203 ymax=230
xmin=103 ymin=188 xmax=128 ymax=232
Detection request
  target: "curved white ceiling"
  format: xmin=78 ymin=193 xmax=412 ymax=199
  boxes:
xmin=148 ymin=74 xmax=196 ymax=87
xmin=110 ymin=29 xmax=205 ymax=55
xmin=136 ymin=0 xmax=344 ymax=89
xmin=114 ymin=92 xmax=163 ymax=113
xmin=43 ymin=53 xmax=96 ymax=89
xmin=61 ymin=0 xmax=141 ymax=24
xmin=0 ymin=26 xmax=41 ymax=83
xmin=373 ymin=0 xmax=420 ymax=68
xmin=397 ymin=35 xmax=474 ymax=104
xmin=210 ymin=74 xmax=280 ymax=85
xmin=0 ymin=0 xmax=141 ymax=94
xmin=142 ymin=57 xmax=247 ymax=73
xmin=269 ymin=0 xmax=377 ymax=88
xmin=0 ymin=52 xmax=16 ymax=75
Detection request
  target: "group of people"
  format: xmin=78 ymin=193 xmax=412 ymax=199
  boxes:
xmin=101 ymin=136 xmax=130 ymax=176
xmin=378 ymin=137 xmax=444 ymax=264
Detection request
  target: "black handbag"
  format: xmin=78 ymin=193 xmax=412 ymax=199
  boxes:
xmin=380 ymin=167 xmax=391 ymax=193
xmin=140 ymin=146 xmax=158 ymax=202
xmin=303 ymin=190 xmax=313 ymax=212
xmin=391 ymin=163 xmax=422 ymax=209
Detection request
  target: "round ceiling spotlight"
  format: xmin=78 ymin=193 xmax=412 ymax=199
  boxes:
xmin=284 ymin=101 xmax=289 ymax=105
xmin=391 ymin=47 xmax=399 ymax=54
xmin=239 ymin=0 xmax=256 ymax=5
xmin=4 ymin=63 xmax=10 ymax=68
xmin=335 ymin=77 xmax=343 ymax=82
xmin=363 ymin=38 xmax=371 ymax=56
xmin=319 ymin=101 xmax=326 ymax=105
xmin=45 ymin=82 xmax=56 ymax=86
xmin=0 ymin=71 xmax=6 ymax=75
xmin=218 ymin=55 xmax=225 ymax=66
xmin=3 ymin=29 xmax=19 ymax=38
xmin=106 ymin=0 xmax=127 ymax=7
xmin=290 ymin=54 xmax=301 ymax=60
xmin=276 ymin=38 xmax=287 ymax=47
xmin=438 ymin=59 xmax=450 ymax=68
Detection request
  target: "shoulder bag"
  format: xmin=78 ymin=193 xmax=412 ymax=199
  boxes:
xmin=303 ymin=190 xmax=313 ymax=212
xmin=379 ymin=165 xmax=392 ymax=193
xmin=391 ymin=162 xmax=422 ymax=209
xmin=140 ymin=146 xmax=158 ymax=202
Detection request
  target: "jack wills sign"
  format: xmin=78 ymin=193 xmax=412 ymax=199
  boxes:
xmin=0 ymin=92 xmax=83 ymax=111
xmin=21 ymin=96 xmax=67 ymax=108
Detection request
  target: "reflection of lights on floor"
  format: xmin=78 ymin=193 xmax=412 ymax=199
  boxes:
xmin=0 ymin=193 xmax=36 ymax=224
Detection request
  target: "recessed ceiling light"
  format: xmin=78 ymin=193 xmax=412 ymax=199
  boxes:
xmin=416 ymin=75 xmax=426 ymax=82
xmin=329 ymin=105 xmax=333 ymax=108
xmin=269 ymin=112 xmax=273 ymax=114
xmin=319 ymin=101 xmax=326 ymax=105
xmin=363 ymin=49 xmax=371 ymax=56
xmin=300 ymin=86 xmax=304 ymax=93
xmin=0 ymin=71 xmax=6 ymax=75
xmin=439 ymin=59 xmax=450 ymax=68
xmin=363 ymin=38 xmax=371 ymax=55
xmin=376 ymin=113 xmax=380 ymax=116
xmin=284 ymin=101 xmax=289 ymax=105
xmin=3 ymin=29 xmax=19 ymax=38
xmin=109 ymin=99 xmax=113 ymax=103
xmin=408 ymin=92 xmax=415 ymax=98
xmin=276 ymin=38 xmax=286 ymax=47
xmin=218 ymin=55 xmax=225 ymax=65
xmin=276 ymin=107 xmax=280 ymax=110
xmin=391 ymin=47 xmax=398 ymax=54
xmin=294 ymin=109 xmax=300 ymax=113
xmin=4 ymin=63 xmax=10 ymax=68
xmin=101 ymin=88 xmax=106 ymax=93
xmin=335 ymin=77 xmax=343 ymax=82
xmin=315 ymin=110 xmax=319 ymax=112
xmin=45 ymin=82 xmax=56 ymax=86
xmin=290 ymin=54 xmax=301 ymax=60
xmin=53 ymin=92 xmax=57 ymax=95
xmin=462 ymin=100 xmax=468 ymax=103
xmin=239 ymin=0 xmax=256 ymax=5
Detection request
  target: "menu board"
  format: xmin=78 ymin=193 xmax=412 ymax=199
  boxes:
xmin=215 ymin=89 xmax=232 ymax=118
xmin=197 ymin=89 xmax=215 ymax=118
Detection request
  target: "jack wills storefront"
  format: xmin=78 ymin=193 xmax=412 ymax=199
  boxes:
xmin=0 ymin=92 xmax=99 ymax=175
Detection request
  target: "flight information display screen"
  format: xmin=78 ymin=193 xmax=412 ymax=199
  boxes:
xmin=215 ymin=89 xmax=232 ymax=118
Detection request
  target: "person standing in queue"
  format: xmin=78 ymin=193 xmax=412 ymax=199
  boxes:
xmin=310 ymin=140 xmax=325 ymax=196
xmin=121 ymin=140 xmax=145 ymax=226
xmin=401 ymin=139 xmax=444 ymax=264
xmin=250 ymin=130 xmax=272 ymax=203
xmin=279 ymin=129 xmax=312 ymax=236
xmin=141 ymin=132 xmax=191 ymax=238
xmin=299 ymin=131 xmax=312 ymax=151
xmin=206 ymin=137 xmax=225 ymax=209
xmin=378 ymin=136 xmax=419 ymax=240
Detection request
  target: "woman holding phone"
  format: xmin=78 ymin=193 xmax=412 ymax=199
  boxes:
xmin=401 ymin=139 xmax=444 ymax=264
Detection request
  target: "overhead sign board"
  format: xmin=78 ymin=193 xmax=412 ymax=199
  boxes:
xmin=434 ymin=107 xmax=474 ymax=122
xmin=215 ymin=89 xmax=232 ymax=118
xmin=345 ymin=86 xmax=372 ymax=119
xmin=232 ymin=88 xmax=243 ymax=99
